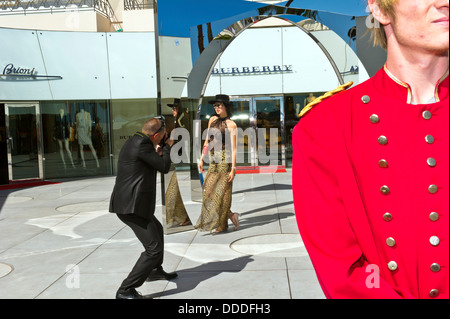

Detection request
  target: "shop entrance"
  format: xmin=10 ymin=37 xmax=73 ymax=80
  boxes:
xmin=254 ymin=97 xmax=284 ymax=167
xmin=0 ymin=104 xmax=8 ymax=185
xmin=4 ymin=103 xmax=43 ymax=181
xmin=231 ymin=96 xmax=284 ymax=168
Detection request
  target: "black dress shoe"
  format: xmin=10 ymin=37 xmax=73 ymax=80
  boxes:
xmin=146 ymin=267 xmax=178 ymax=282
xmin=116 ymin=288 xmax=152 ymax=299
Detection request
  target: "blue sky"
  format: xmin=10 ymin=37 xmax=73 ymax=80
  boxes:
xmin=158 ymin=0 xmax=368 ymax=37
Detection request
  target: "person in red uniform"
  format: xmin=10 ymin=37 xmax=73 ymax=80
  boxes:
xmin=292 ymin=0 xmax=449 ymax=299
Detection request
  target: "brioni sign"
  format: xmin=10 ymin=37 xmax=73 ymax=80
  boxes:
xmin=2 ymin=63 xmax=36 ymax=76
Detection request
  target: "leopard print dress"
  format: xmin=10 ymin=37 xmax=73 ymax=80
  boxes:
xmin=195 ymin=116 xmax=233 ymax=232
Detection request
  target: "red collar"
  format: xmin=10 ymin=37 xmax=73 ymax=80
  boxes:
xmin=374 ymin=65 xmax=449 ymax=104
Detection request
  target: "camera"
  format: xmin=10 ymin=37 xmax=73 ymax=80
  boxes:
xmin=159 ymin=131 xmax=170 ymax=147
xmin=154 ymin=115 xmax=169 ymax=147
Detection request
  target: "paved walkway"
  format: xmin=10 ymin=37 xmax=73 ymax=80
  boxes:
xmin=0 ymin=169 xmax=324 ymax=299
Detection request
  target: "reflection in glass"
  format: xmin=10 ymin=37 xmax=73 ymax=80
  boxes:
xmin=156 ymin=0 xmax=369 ymax=224
xmin=163 ymin=168 xmax=193 ymax=234
xmin=162 ymin=99 xmax=193 ymax=234
xmin=111 ymin=99 xmax=157 ymax=173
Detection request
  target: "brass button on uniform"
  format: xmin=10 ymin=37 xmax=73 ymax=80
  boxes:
xmin=380 ymin=185 xmax=390 ymax=195
xmin=430 ymin=263 xmax=441 ymax=272
xmin=378 ymin=136 xmax=388 ymax=145
xmin=370 ymin=114 xmax=379 ymax=123
xmin=429 ymin=212 xmax=439 ymax=222
xmin=423 ymin=110 xmax=432 ymax=120
xmin=430 ymin=236 xmax=440 ymax=246
xmin=388 ymin=261 xmax=398 ymax=271
xmin=429 ymin=289 xmax=439 ymax=298
xmin=362 ymin=95 xmax=371 ymax=104
xmin=427 ymin=158 xmax=437 ymax=167
xmin=386 ymin=237 xmax=396 ymax=247
xmin=378 ymin=159 xmax=388 ymax=168
xmin=428 ymin=184 xmax=438 ymax=194
xmin=383 ymin=212 xmax=393 ymax=222
xmin=425 ymin=135 xmax=435 ymax=144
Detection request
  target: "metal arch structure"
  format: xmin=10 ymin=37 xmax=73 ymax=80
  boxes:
xmin=187 ymin=14 xmax=347 ymax=108
xmin=189 ymin=4 xmax=362 ymax=62
xmin=156 ymin=0 xmax=369 ymax=39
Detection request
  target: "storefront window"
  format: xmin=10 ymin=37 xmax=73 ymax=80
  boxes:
xmin=41 ymin=100 xmax=112 ymax=179
xmin=110 ymin=99 xmax=158 ymax=173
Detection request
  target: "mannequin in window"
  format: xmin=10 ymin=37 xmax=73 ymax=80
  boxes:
xmin=76 ymin=107 xmax=100 ymax=168
xmin=304 ymin=93 xmax=317 ymax=107
xmin=297 ymin=93 xmax=317 ymax=118
xmin=54 ymin=108 xmax=75 ymax=168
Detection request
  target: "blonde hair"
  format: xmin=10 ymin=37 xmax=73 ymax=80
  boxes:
xmin=367 ymin=0 xmax=397 ymax=49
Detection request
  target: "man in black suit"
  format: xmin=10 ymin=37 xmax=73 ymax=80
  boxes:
xmin=110 ymin=117 xmax=177 ymax=299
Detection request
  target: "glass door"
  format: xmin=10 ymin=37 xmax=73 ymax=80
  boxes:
xmin=5 ymin=103 xmax=43 ymax=181
xmin=229 ymin=96 xmax=285 ymax=169
xmin=254 ymin=97 xmax=284 ymax=167
xmin=0 ymin=104 xmax=7 ymax=185
xmin=231 ymin=98 xmax=257 ymax=167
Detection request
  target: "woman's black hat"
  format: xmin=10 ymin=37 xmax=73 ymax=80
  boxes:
xmin=167 ymin=98 xmax=181 ymax=108
xmin=208 ymin=94 xmax=231 ymax=105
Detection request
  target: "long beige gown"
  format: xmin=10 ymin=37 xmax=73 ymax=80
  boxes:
xmin=195 ymin=117 xmax=233 ymax=232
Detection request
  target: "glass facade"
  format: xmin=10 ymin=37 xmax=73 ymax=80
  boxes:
xmin=0 ymin=98 xmax=161 ymax=184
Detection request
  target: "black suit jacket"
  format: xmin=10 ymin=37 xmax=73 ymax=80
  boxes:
xmin=109 ymin=131 xmax=171 ymax=220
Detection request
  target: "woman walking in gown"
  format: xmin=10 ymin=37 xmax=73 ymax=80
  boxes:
xmin=196 ymin=94 xmax=239 ymax=233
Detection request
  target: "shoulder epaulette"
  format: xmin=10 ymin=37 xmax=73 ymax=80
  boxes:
xmin=299 ymin=81 xmax=354 ymax=118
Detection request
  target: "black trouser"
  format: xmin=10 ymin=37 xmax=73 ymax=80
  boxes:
xmin=117 ymin=213 xmax=164 ymax=292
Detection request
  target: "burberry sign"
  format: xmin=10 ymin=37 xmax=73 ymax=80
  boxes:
xmin=212 ymin=65 xmax=293 ymax=76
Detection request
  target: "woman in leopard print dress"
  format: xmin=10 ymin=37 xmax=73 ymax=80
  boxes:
xmin=196 ymin=95 xmax=239 ymax=233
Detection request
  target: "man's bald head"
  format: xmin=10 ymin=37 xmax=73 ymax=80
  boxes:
xmin=142 ymin=118 xmax=162 ymax=136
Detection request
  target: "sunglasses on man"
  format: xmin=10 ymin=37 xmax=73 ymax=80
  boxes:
xmin=153 ymin=115 xmax=166 ymax=136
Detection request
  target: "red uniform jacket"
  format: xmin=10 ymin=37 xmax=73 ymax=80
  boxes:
xmin=292 ymin=67 xmax=449 ymax=299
